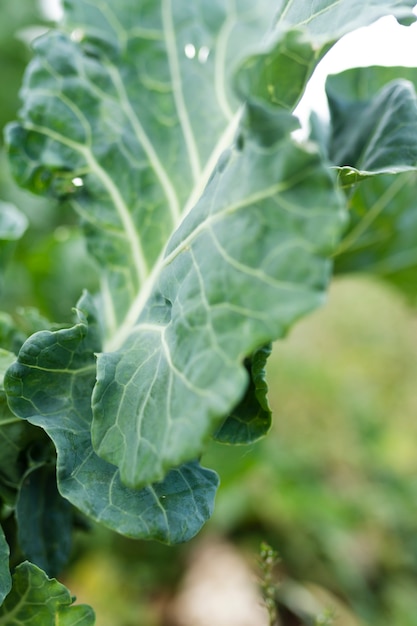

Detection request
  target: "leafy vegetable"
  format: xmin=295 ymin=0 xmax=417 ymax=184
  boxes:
xmin=4 ymin=0 xmax=417 ymax=542
xmin=2 ymin=7 xmax=417 ymax=624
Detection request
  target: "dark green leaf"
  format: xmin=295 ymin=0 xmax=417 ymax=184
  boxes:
xmin=16 ymin=464 xmax=73 ymax=577
xmin=214 ymin=345 xmax=272 ymax=444
xmin=0 ymin=561 xmax=95 ymax=625
xmin=0 ymin=526 xmax=11 ymax=605
xmin=334 ymin=171 xmax=417 ymax=296
xmin=326 ymin=71 xmax=417 ymax=184
xmin=322 ymin=67 xmax=417 ymax=294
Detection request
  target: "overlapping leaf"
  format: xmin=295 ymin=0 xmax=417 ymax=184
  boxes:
xmin=90 ymin=120 xmax=345 ymax=487
xmin=320 ymin=66 xmax=417 ymax=294
xmin=326 ymin=67 xmax=417 ymax=184
xmin=5 ymin=292 xmax=219 ymax=543
xmin=7 ymin=0 xmax=280 ymax=333
xmin=5 ymin=0 xmax=417 ymax=528
xmin=0 ymin=561 xmax=94 ymax=625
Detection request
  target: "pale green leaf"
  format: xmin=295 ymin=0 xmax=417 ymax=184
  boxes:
xmin=91 ymin=121 xmax=345 ymax=487
xmin=6 ymin=0 xmax=279 ymax=332
xmin=0 ymin=562 xmax=94 ymax=625
xmin=5 ymin=292 xmax=219 ymax=543
xmin=5 ymin=0 xmax=415 ymax=516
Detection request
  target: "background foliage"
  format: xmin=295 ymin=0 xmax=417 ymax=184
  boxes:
xmin=2 ymin=2 xmax=417 ymax=625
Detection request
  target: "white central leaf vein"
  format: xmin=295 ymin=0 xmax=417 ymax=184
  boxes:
xmin=107 ymin=173 xmax=306 ymax=350
xmin=164 ymin=179 xmax=302 ymax=267
xmin=161 ymin=0 xmax=202 ymax=182
xmin=182 ymin=109 xmax=243 ymax=218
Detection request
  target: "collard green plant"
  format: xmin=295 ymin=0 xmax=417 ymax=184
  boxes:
xmin=2 ymin=0 xmax=417 ymax=622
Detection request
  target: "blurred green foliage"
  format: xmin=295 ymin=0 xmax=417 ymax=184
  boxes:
xmin=203 ymin=276 xmax=417 ymax=626
xmin=0 ymin=2 xmax=99 ymax=322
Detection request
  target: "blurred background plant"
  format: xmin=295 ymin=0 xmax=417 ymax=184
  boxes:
xmin=2 ymin=2 xmax=417 ymax=625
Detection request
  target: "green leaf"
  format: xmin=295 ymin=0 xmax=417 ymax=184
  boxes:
xmin=326 ymin=69 xmax=417 ymax=185
xmin=334 ymin=171 xmax=417 ymax=295
xmin=16 ymin=464 xmax=73 ymax=577
xmin=235 ymin=29 xmax=318 ymax=112
xmin=214 ymin=345 xmax=272 ymax=444
xmin=0 ymin=396 xmax=30 ymax=503
xmin=6 ymin=0 xmax=415 ymax=524
xmin=5 ymin=292 xmax=219 ymax=543
xmin=321 ymin=67 xmax=417 ymax=294
xmin=0 ymin=561 xmax=94 ymax=625
xmin=0 ymin=526 xmax=11 ymax=605
xmin=90 ymin=121 xmax=344 ymax=488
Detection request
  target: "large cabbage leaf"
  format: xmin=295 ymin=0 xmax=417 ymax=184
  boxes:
xmin=4 ymin=0 xmax=416 ymax=539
